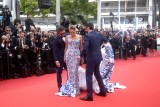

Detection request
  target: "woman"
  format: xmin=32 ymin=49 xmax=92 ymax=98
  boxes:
xmin=79 ymin=41 xmax=125 ymax=93
xmin=55 ymin=25 xmax=83 ymax=97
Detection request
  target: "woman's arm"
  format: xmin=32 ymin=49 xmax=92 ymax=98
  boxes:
xmin=64 ymin=35 xmax=69 ymax=62
xmin=79 ymin=35 xmax=83 ymax=52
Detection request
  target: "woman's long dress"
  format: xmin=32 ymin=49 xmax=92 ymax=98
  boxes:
xmin=60 ymin=39 xmax=80 ymax=96
xmin=79 ymin=42 xmax=123 ymax=93
xmin=99 ymin=42 xmax=115 ymax=92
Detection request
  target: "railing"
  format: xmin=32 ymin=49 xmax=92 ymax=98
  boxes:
xmin=101 ymin=7 xmax=148 ymax=13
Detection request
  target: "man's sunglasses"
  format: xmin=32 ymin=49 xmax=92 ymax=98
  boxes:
xmin=60 ymin=32 xmax=65 ymax=35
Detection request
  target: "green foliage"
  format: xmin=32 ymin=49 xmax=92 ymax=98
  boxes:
xmin=20 ymin=0 xmax=56 ymax=16
xmin=60 ymin=0 xmax=97 ymax=24
xmin=20 ymin=0 xmax=97 ymax=24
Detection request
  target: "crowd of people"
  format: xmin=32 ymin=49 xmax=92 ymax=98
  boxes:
xmin=0 ymin=13 xmax=159 ymax=101
xmin=0 ymin=14 xmax=57 ymax=79
xmin=98 ymin=26 xmax=159 ymax=60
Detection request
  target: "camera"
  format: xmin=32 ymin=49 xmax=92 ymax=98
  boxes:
xmin=2 ymin=5 xmax=10 ymax=15
xmin=4 ymin=40 xmax=11 ymax=44
xmin=2 ymin=7 xmax=9 ymax=13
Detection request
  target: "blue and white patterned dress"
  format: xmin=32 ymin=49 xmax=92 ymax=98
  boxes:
xmin=60 ymin=39 xmax=80 ymax=96
xmin=79 ymin=42 xmax=115 ymax=93
xmin=99 ymin=42 xmax=115 ymax=92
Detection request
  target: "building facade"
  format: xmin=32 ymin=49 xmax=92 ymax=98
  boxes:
xmin=100 ymin=0 xmax=159 ymax=29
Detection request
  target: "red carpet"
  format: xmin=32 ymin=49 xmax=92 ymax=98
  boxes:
xmin=0 ymin=52 xmax=160 ymax=107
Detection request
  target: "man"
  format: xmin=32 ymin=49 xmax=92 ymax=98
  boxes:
xmin=14 ymin=31 xmax=30 ymax=77
xmin=0 ymin=35 xmax=14 ymax=79
xmin=11 ymin=19 xmax=24 ymax=38
xmin=123 ymin=35 xmax=131 ymax=60
xmin=80 ymin=23 xmax=107 ymax=101
xmin=53 ymin=26 xmax=67 ymax=91
xmin=61 ymin=17 xmax=69 ymax=32
xmin=25 ymin=14 xmax=36 ymax=32
xmin=2 ymin=5 xmax=12 ymax=31
xmin=129 ymin=33 xmax=137 ymax=60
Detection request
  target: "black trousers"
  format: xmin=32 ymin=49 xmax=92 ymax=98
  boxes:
xmin=0 ymin=52 xmax=10 ymax=79
xmin=56 ymin=60 xmax=67 ymax=89
xmin=130 ymin=47 xmax=136 ymax=59
xmin=141 ymin=45 xmax=147 ymax=56
xmin=85 ymin=60 xmax=105 ymax=97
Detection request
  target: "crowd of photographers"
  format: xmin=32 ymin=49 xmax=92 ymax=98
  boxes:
xmin=0 ymin=14 xmax=58 ymax=80
xmin=0 ymin=13 xmax=159 ymax=80
xmin=98 ymin=26 xmax=159 ymax=60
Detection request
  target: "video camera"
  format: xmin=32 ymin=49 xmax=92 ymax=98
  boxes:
xmin=4 ymin=40 xmax=11 ymax=44
xmin=2 ymin=5 xmax=10 ymax=14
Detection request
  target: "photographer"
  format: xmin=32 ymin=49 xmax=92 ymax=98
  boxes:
xmin=0 ymin=35 xmax=14 ymax=79
xmin=14 ymin=31 xmax=31 ymax=77
xmin=0 ymin=35 xmax=14 ymax=50
xmin=39 ymin=35 xmax=52 ymax=73
xmin=11 ymin=19 xmax=24 ymax=38
xmin=25 ymin=14 xmax=36 ymax=33
xmin=25 ymin=31 xmax=38 ymax=74
xmin=2 ymin=5 xmax=12 ymax=31
xmin=61 ymin=17 xmax=69 ymax=32
xmin=2 ymin=26 xmax=15 ymax=48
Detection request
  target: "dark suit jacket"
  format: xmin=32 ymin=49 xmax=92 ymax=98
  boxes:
xmin=0 ymin=43 xmax=14 ymax=51
xmin=53 ymin=35 xmax=65 ymax=62
xmin=14 ymin=38 xmax=27 ymax=49
xmin=81 ymin=31 xmax=108 ymax=62
xmin=47 ymin=36 xmax=55 ymax=50
xmin=26 ymin=39 xmax=39 ymax=49
xmin=25 ymin=19 xmax=35 ymax=32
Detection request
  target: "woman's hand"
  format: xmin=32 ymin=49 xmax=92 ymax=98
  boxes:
xmin=64 ymin=56 xmax=66 ymax=63
xmin=80 ymin=57 xmax=84 ymax=65
xmin=77 ymin=56 xmax=81 ymax=61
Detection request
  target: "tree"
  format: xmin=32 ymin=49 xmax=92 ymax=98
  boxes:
xmin=60 ymin=0 xmax=97 ymax=24
xmin=20 ymin=0 xmax=97 ymax=24
xmin=20 ymin=0 xmax=56 ymax=16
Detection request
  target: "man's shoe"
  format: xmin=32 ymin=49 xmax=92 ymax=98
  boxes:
xmin=95 ymin=92 xmax=106 ymax=97
xmin=80 ymin=96 xmax=93 ymax=101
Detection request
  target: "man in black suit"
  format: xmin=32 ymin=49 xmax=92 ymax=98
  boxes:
xmin=61 ymin=17 xmax=69 ymax=32
xmin=25 ymin=14 xmax=36 ymax=32
xmin=80 ymin=23 xmax=107 ymax=101
xmin=2 ymin=5 xmax=12 ymax=31
xmin=0 ymin=35 xmax=14 ymax=79
xmin=53 ymin=26 xmax=66 ymax=91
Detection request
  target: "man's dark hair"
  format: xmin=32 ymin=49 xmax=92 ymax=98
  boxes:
xmin=20 ymin=31 xmax=26 ymax=34
xmin=85 ymin=23 xmax=94 ymax=30
xmin=14 ymin=19 xmax=21 ymax=25
xmin=5 ymin=26 xmax=10 ymax=30
xmin=56 ymin=26 xmax=65 ymax=33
